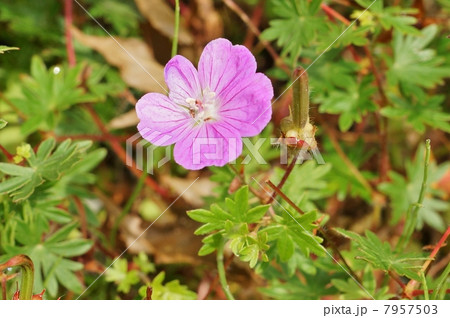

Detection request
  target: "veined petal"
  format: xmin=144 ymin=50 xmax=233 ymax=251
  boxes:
xmin=136 ymin=93 xmax=192 ymax=146
xmin=173 ymin=122 xmax=243 ymax=170
xmin=165 ymin=55 xmax=202 ymax=106
xmin=198 ymin=38 xmax=256 ymax=99
xmin=219 ymin=73 xmax=273 ymax=137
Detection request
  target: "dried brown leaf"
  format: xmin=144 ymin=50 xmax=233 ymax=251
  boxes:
xmin=107 ymin=109 xmax=139 ymax=130
xmin=135 ymin=0 xmax=193 ymax=45
xmin=71 ymin=27 xmax=166 ymax=93
xmin=160 ymin=175 xmax=216 ymax=207
xmin=192 ymin=0 xmax=223 ymax=44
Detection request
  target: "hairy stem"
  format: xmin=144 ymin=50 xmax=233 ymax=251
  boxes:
xmin=0 ymin=255 xmax=34 ymax=300
xmin=292 ymin=67 xmax=309 ymax=129
xmin=171 ymin=0 xmax=180 ymax=57
xmin=217 ymin=237 xmax=234 ymax=300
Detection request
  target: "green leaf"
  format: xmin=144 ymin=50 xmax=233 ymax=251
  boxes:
xmin=269 ymin=161 xmax=332 ymax=211
xmin=318 ymin=75 xmax=377 ymax=132
xmin=381 ymin=91 xmax=450 ymax=133
xmin=144 ymin=272 xmax=197 ymax=300
xmin=261 ymin=0 xmax=327 ymax=60
xmin=0 ymin=163 xmax=34 ymax=176
xmin=339 ymin=229 xmax=427 ymax=281
xmin=0 ymin=176 xmax=30 ymax=193
xmin=386 ymin=25 xmax=450 ymax=90
xmin=188 ymin=186 xmax=271 ymax=265
xmin=11 ymin=56 xmax=99 ymax=135
xmin=354 ymin=0 xmax=420 ymax=35
xmin=261 ymin=211 xmax=324 ymax=259
xmin=322 ymin=138 xmax=374 ymax=202
xmin=46 ymin=239 xmax=93 ymax=257
xmin=378 ymin=144 xmax=449 ymax=230
xmin=277 ymin=231 xmax=295 ymax=261
xmin=0 ymin=138 xmax=93 ymax=202
xmin=105 ymin=259 xmax=140 ymax=294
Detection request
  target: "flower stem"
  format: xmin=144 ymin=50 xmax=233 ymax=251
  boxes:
xmin=171 ymin=0 xmax=180 ymax=57
xmin=396 ymin=139 xmax=431 ymax=252
xmin=217 ymin=237 xmax=234 ymax=300
xmin=292 ymin=67 xmax=309 ymax=129
xmin=0 ymin=255 xmax=34 ymax=300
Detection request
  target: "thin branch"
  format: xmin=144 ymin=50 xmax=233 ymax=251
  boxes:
xmin=217 ymin=237 xmax=234 ymax=300
xmin=266 ymin=180 xmax=362 ymax=285
xmin=222 ymin=0 xmax=291 ymax=75
xmin=0 ymin=144 xmax=13 ymax=161
xmin=171 ymin=0 xmax=180 ymax=57
xmin=243 ymin=0 xmax=264 ymax=49
xmin=84 ymin=105 xmax=172 ymax=200
xmin=64 ymin=0 xmax=76 ymax=67
xmin=405 ymin=226 xmax=450 ymax=297
xmin=73 ymin=196 xmax=88 ymax=239
xmin=265 ymin=150 xmax=299 ymax=204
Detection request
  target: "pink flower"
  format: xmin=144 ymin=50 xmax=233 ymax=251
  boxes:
xmin=136 ymin=38 xmax=273 ymax=170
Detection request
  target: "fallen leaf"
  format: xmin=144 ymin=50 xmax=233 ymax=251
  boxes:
xmin=160 ymin=175 xmax=216 ymax=207
xmin=107 ymin=109 xmax=139 ymax=130
xmin=191 ymin=0 xmax=223 ymax=44
xmin=135 ymin=0 xmax=193 ymax=45
xmin=72 ymin=27 xmax=167 ymax=93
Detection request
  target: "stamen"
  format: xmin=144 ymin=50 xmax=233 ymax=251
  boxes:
xmin=186 ymin=89 xmax=219 ymax=122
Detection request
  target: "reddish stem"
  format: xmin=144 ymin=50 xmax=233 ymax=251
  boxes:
xmin=73 ymin=196 xmax=88 ymax=239
xmin=266 ymin=180 xmax=304 ymax=215
xmin=265 ymin=151 xmax=299 ymax=204
xmin=243 ymin=1 xmax=264 ymax=49
xmin=1 ymin=276 xmax=6 ymax=300
xmin=64 ymin=0 xmax=76 ymax=67
xmin=223 ymin=0 xmax=291 ymax=75
xmin=405 ymin=226 xmax=450 ymax=297
xmin=54 ymin=134 xmax=130 ymax=142
xmin=321 ymin=3 xmax=350 ymax=25
xmin=85 ymin=105 xmax=172 ymax=200
xmin=0 ymin=144 xmax=14 ymax=161
xmin=421 ymin=226 xmax=450 ymax=273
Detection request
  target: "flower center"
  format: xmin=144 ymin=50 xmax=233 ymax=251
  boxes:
xmin=186 ymin=88 xmax=219 ymax=123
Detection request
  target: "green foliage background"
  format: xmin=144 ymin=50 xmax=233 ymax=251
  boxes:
xmin=0 ymin=0 xmax=449 ymax=300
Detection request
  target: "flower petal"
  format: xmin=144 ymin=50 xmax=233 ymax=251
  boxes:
xmin=136 ymin=93 xmax=192 ymax=146
xmin=173 ymin=122 xmax=243 ymax=170
xmin=219 ymin=73 xmax=273 ymax=137
xmin=165 ymin=55 xmax=202 ymax=106
xmin=198 ymin=38 xmax=256 ymax=99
